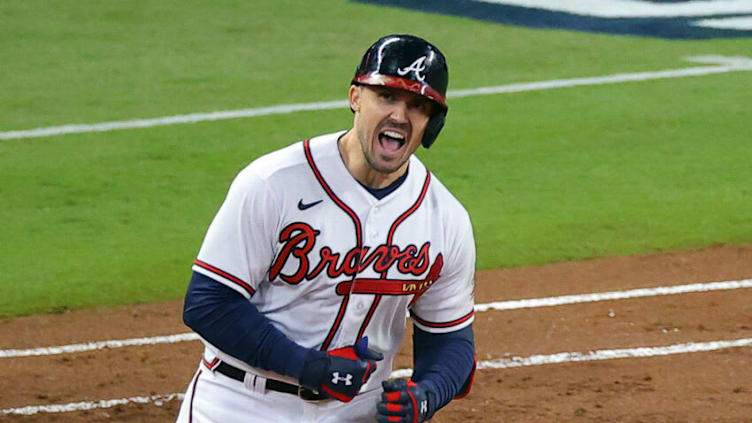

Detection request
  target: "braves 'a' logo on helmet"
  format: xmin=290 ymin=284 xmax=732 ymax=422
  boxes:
xmin=397 ymin=56 xmax=428 ymax=82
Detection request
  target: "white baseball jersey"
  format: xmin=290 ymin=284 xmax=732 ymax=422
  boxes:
xmin=190 ymin=130 xmax=475 ymax=395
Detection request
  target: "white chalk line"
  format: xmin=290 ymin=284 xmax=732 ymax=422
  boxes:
xmin=0 ymin=333 xmax=200 ymax=359
xmin=475 ymin=278 xmax=752 ymax=312
xmin=2 ymin=55 xmax=751 ymax=141
xmin=478 ymin=337 xmax=752 ymax=370
xmin=390 ymin=337 xmax=752 ymax=378
xmin=2 ymin=393 xmax=184 ymax=416
xmin=4 ymin=337 xmax=751 ymax=416
xmin=2 ymin=278 xmax=750 ymax=359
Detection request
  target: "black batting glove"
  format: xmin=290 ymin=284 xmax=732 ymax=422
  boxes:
xmin=376 ymin=379 xmax=433 ymax=423
xmin=300 ymin=337 xmax=383 ymax=403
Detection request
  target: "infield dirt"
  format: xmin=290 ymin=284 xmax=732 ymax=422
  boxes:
xmin=1 ymin=244 xmax=751 ymax=422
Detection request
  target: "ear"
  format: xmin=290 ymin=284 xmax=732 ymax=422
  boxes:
xmin=349 ymin=85 xmax=361 ymax=113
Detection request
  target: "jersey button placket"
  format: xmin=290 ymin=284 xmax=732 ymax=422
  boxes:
xmin=338 ymin=206 xmax=373 ymax=344
xmin=348 ymin=207 xmax=379 ymax=341
xmin=368 ymin=206 xmax=380 ymax=240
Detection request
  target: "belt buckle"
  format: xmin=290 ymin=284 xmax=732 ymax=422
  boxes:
xmin=297 ymin=386 xmax=321 ymax=401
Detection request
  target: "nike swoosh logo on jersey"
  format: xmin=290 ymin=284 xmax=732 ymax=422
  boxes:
xmin=298 ymin=199 xmax=323 ymax=210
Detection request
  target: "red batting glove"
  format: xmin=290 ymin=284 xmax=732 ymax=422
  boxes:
xmin=376 ymin=379 xmax=433 ymax=423
xmin=319 ymin=337 xmax=383 ymax=402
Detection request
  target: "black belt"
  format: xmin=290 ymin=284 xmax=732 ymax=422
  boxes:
xmin=214 ymin=361 xmax=328 ymax=401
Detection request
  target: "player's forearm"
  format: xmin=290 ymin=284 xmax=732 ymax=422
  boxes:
xmin=411 ymin=325 xmax=475 ymax=413
xmin=183 ymin=271 xmax=309 ymax=379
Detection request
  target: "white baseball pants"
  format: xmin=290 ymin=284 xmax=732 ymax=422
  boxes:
xmin=175 ymin=364 xmax=381 ymax=423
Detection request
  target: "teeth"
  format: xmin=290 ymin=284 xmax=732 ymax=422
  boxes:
xmin=382 ymin=130 xmax=405 ymax=140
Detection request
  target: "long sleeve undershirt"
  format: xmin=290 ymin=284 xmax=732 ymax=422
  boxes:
xmin=183 ymin=272 xmax=313 ymax=379
xmin=183 ymin=271 xmax=475 ymax=406
xmin=411 ymin=323 xmax=475 ymax=415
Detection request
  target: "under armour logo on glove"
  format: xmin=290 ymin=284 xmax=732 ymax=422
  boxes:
xmin=331 ymin=372 xmax=353 ymax=386
xmin=376 ymin=379 xmax=434 ymax=423
xmin=315 ymin=337 xmax=383 ymax=402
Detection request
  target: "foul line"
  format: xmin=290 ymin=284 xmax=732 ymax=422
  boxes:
xmin=4 ymin=337 xmax=751 ymax=416
xmin=2 ymin=55 xmax=751 ymax=141
xmin=391 ymin=337 xmax=752 ymax=377
xmin=1 ymin=278 xmax=750 ymax=359
xmin=0 ymin=333 xmax=200 ymax=359
xmin=476 ymin=337 xmax=752 ymax=370
xmin=2 ymin=393 xmax=184 ymax=416
xmin=475 ymin=278 xmax=752 ymax=312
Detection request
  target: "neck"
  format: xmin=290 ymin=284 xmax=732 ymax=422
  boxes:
xmin=338 ymin=130 xmax=408 ymax=189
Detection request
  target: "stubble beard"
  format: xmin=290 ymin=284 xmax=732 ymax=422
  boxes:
xmin=359 ymin=130 xmax=405 ymax=175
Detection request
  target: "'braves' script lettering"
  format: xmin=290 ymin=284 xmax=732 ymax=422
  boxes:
xmin=268 ymin=222 xmax=320 ymax=284
xmin=270 ymin=222 xmax=432 ymax=284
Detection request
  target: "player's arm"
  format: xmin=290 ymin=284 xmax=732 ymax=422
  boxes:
xmin=378 ymin=203 xmax=476 ymax=422
xmin=376 ymin=325 xmax=475 ymax=423
xmin=183 ymin=271 xmax=382 ymax=402
xmin=187 ymin=163 xmax=380 ymax=401
xmin=183 ymin=271 xmax=309 ymax=377
xmin=412 ymin=324 xmax=475 ymax=404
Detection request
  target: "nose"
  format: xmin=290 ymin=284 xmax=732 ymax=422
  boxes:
xmin=388 ymin=100 xmax=409 ymax=123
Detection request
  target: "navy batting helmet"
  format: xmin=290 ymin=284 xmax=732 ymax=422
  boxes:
xmin=352 ymin=34 xmax=448 ymax=148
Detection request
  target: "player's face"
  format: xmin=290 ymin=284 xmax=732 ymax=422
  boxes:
xmin=351 ymin=85 xmax=433 ymax=175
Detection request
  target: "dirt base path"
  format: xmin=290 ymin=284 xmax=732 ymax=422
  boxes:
xmin=1 ymin=244 xmax=751 ymax=422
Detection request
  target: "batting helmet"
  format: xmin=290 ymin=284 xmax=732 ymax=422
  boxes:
xmin=352 ymin=34 xmax=448 ymax=149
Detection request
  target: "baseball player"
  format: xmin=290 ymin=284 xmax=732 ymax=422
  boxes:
xmin=176 ymin=34 xmax=476 ymax=423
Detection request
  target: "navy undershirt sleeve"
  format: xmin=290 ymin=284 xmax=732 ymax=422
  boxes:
xmin=411 ymin=324 xmax=475 ymax=416
xmin=183 ymin=271 xmax=319 ymax=380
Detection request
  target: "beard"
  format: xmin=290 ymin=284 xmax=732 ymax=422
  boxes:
xmin=358 ymin=129 xmax=408 ymax=175
xmin=356 ymin=117 xmax=414 ymax=175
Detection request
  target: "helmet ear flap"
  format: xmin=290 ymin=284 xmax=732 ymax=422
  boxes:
xmin=421 ymin=108 xmax=446 ymax=149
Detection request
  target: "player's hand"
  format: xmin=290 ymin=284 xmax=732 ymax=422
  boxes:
xmin=376 ymin=379 xmax=433 ymax=423
xmin=319 ymin=337 xmax=383 ymax=402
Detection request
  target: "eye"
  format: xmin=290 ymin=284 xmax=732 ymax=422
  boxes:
xmin=378 ymin=90 xmax=393 ymax=101
xmin=409 ymin=99 xmax=432 ymax=115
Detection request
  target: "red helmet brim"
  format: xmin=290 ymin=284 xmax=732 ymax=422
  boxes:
xmin=353 ymin=74 xmax=447 ymax=109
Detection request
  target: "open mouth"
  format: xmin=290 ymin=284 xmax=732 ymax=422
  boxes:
xmin=378 ymin=129 xmax=407 ymax=153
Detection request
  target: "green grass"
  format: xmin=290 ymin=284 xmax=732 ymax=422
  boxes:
xmin=430 ymin=71 xmax=752 ymax=268
xmin=1 ymin=0 xmax=751 ymax=317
